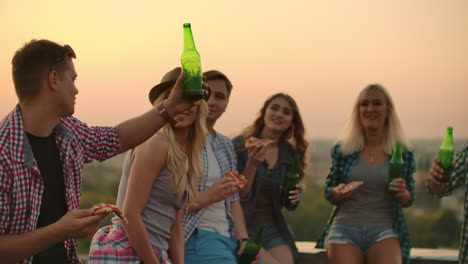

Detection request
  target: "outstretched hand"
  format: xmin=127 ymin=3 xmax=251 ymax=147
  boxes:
xmin=164 ymin=72 xmax=210 ymax=115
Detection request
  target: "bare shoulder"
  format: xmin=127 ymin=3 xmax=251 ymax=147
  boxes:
xmin=133 ymin=133 xmax=169 ymax=162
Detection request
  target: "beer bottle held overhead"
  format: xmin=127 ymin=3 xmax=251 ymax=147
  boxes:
xmin=181 ymin=23 xmax=204 ymax=101
xmin=439 ymin=127 xmax=454 ymax=183
xmin=238 ymin=224 xmax=265 ymax=264
xmin=281 ymin=153 xmax=301 ymax=208
xmin=388 ymin=141 xmax=404 ymax=192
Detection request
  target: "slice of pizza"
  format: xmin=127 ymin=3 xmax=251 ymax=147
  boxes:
xmin=245 ymin=137 xmax=274 ymax=150
xmin=92 ymin=203 xmax=128 ymax=223
xmin=339 ymin=181 xmax=364 ymax=193
xmin=225 ymin=171 xmax=247 ymax=189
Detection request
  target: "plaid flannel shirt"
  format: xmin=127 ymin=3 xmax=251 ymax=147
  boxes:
xmin=0 ymin=106 xmax=120 ymax=264
xmin=183 ymin=131 xmax=239 ymax=241
xmin=435 ymin=143 xmax=467 ymax=264
xmin=316 ymin=144 xmax=416 ymax=264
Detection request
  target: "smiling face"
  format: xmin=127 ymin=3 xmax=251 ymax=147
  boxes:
xmin=263 ymin=96 xmax=294 ymax=134
xmin=173 ymin=105 xmax=198 ymax=129
xmin=358 ymin=88 xmax=388 ymax=130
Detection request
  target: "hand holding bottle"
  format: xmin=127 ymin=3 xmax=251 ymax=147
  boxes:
xmin=287 ymin=183 xmax=303 ymax=205
xmin=428 ymin=158 xmax=454 ymax=185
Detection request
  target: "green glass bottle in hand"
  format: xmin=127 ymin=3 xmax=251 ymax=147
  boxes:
xmin=281 ymin=153 xmax=301 ymax=208
xmin=388 ymin=141 xmax=404 ymax=192
xmin=238 ymin=224 xmax=265 ymax=264
xmin=181 ymin=23 xmax=204 ymax=101
xmin=439 ymin=127 xmax=454 ymax=183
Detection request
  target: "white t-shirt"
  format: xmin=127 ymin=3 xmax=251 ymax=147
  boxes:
xmin=198 ymin=135 xmax=230 ymax=237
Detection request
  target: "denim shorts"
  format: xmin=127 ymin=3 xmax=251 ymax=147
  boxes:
xmin=247 ymin=223 xmax=286 ymax=250
xmin=326 ymin=224 xmax=399 ymax=253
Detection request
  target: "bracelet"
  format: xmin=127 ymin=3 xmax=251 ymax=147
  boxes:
xmin=157 ymin=100 xmax=177 ymax=125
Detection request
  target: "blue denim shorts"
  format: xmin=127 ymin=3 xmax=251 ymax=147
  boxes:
xmin=326 ymin=224 xmax=399 ymax=253
xmin=247 ymin=223 xmax=286 ymax=250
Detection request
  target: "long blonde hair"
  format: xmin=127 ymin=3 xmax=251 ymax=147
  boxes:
xmin=339 ymin=84 xmax=411 ymax=155
xmin=153 ymin=90 xmax=208 ymax=206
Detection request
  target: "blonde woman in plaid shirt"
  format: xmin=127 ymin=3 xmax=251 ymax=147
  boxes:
xmin=316 ymin=84 xmax=416 ymax=264
xmin=428 ymin=143 xmax=468 ymax=264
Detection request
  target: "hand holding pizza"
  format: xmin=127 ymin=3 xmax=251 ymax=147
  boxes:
xmin=245 ymin=137 xmax=272 ymax=167
xmin=208 ymin=177 xmax=240 ymax=203
xmin=92 ymin=203 xmax=128 ymax=224
xmin=225 ymin=171 xmax=247 ymax=189
xmin=245 ymin=137 xmax=274 ymax=150
xmin=331 ymin=181 xmax=364 ymax=202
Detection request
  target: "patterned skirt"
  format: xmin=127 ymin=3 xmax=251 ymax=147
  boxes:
xmin=88 ymin=225 xmax=171 ymax=264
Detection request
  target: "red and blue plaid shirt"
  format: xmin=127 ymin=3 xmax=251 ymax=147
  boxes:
xmin=0 ymin=106 xmax=120 ymax=264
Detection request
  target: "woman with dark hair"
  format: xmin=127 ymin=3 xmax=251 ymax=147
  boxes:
xmin=232 ymin=93 xmax=308 ymax=264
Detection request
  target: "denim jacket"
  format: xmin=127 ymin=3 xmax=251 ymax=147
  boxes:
xmin=232 ymin=136 xmax=299 ymax=259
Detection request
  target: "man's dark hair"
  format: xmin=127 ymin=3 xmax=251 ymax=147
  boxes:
xmin=12 ymin=39 xmax=76 ymax=102
xmin=203 ymin=70 xmax=233 ymax=97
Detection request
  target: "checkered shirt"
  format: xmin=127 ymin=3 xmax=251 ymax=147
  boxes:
xmin=436 ymin=143 xmax=468 ymax=264
xmin=316 ymin=144 xmax=416 ymax=264
xmin=0 ymin=106 xmax=120 ymax=264
xmin=183 ymin=131 xmax=239 ymax=241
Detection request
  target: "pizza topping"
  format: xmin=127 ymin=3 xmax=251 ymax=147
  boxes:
xmin=339 ymin=181 xmax=364 ymax=193
xmin=245 ymin=137 xmax=274 ymax=150
xmin=225 ymin=171 xmax=247 ymax=189
xmin=92 ymin=203 xmax=128 ymax=223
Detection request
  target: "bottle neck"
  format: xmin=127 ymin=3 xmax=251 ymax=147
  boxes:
xmin=392 ymin=142 xmax=402 ymax=159
xmin=251 ymin=225 xmax=265 ymax=243
xmin=291 ymin=154 xmax=301 ymax=173
xmin=443 ymin=131 xmax=453 ymax=144
xmin=183 ymin=27 xmax=196 ymax=50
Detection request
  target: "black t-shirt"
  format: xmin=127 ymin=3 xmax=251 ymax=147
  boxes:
xmin=27 ymin=132 xmax=68 ymax=264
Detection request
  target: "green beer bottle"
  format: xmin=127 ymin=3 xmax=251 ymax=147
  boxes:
xmin=281 ymin=153 xmax=301 ymax=208
xmin=238 ymin=224 xmax=265 ymax=264
xmin=181 ymin=23 xmax=204 ymax=101
xmin=439 ymin=127 xmax=454 ymax=183
xmin=388 ymin=141 xmax=404 ymax=191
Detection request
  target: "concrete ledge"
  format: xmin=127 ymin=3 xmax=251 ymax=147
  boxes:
xmin=296 ymin=242 xmax=459 ymax=263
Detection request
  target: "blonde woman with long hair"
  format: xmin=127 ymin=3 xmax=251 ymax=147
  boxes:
xmin=316 ymin=84 xmax=416 ymax=264
xmin=89 ymin=68 xmax=208 ymax=264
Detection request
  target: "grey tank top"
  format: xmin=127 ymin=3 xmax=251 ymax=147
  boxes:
xmin=333 ymin=157 xmax=393 ymax=227
xmin=112 ymin=151 xmax=187 ymax=251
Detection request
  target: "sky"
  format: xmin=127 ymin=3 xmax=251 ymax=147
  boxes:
xmin=1 ymin=0 xmax=467 ymax=141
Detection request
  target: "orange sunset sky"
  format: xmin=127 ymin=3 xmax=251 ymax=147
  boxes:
xmin=1 ymin=0 xmax=467 ymax=140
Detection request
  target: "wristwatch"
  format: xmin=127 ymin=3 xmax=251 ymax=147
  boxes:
xmin=157 ymin=101 xmax=177 ymax=125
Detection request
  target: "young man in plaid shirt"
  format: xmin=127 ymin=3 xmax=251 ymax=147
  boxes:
xmin=183 ymin=70 xmax=261 ymax=264
xmin=0 ymin=39 xmax=200 ymax=264
xmin=427 ymin=143 xmax=468 ymax=264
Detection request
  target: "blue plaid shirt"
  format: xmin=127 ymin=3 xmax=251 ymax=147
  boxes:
xmin=316 ymin=144 xmax=416 ymax=264
xmin=183 ymin=131 xmax=239 ymax=241
xmin=433 ymin=143 xmax=467 ymax=264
